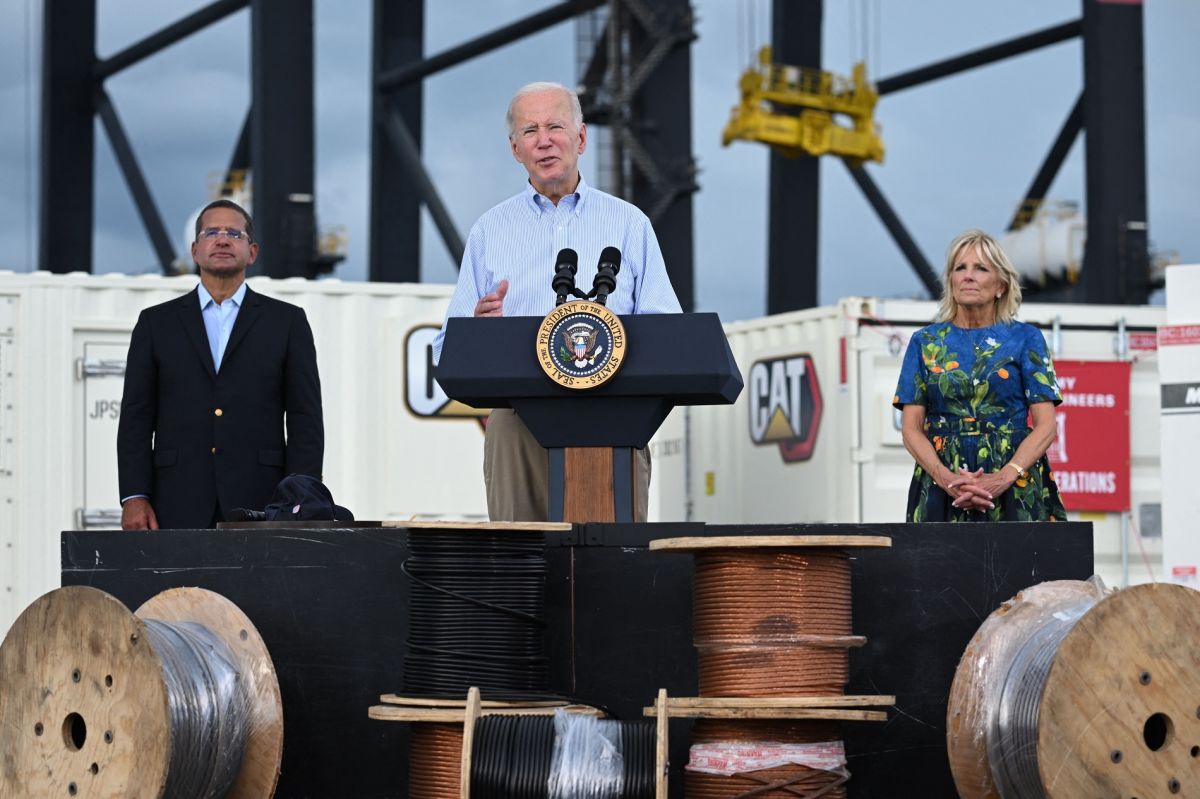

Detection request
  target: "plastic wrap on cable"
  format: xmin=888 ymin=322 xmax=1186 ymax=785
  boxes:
xmin=144 ymin=619 xmax=253 ymax=799
xmin=686 ymin=740 xmax=846 ymax=775
xmin=945 ymin=576 xmax=1108 ymax=799
xmin=547 ymin=709 xmax=625 ymax=799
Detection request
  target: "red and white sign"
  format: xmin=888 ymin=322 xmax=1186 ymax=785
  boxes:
xmin=1159 ymin=325 xmax=1200 ymax=347
xmin=1128 ymin=332 xmax=1158 ymax=351
xmin=1045 ymin=360 xmax=1132 ymax=512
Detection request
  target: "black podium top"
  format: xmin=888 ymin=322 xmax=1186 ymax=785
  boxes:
xmin=436 ymin=312 xmax=743 ymax=448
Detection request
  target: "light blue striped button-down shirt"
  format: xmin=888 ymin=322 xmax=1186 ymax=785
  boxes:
xmin=432 ymin=176 xmax=681 ymax=362
xmin=197 ymin=281 xmax=247 ymax=372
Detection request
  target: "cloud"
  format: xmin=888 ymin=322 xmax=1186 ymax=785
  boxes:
xmin=5 ymin=0 xmax=1197 ymax=309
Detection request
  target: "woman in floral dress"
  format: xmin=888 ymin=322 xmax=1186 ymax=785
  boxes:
xmin=893 ymin=229 xmax=1066 ymax=522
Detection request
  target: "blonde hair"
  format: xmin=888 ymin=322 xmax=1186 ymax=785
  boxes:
xmin=936 ymin=229 xmax=1023 ymax=323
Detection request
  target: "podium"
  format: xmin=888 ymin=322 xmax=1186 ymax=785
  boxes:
xmin=437 ymin=312 xmax=742 ymax=522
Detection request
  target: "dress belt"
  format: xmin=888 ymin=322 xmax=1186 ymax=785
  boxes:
xmin=924 ymin=414 xmax=1027 ymax=436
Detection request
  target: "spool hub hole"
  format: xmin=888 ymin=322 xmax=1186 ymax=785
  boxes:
xmin=1143 ymin=712 xmax=1173 ymax=751
xmin=62 ymin=713 xmax=86 ymax=751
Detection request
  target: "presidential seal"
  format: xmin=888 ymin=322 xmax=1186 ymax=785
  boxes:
xmin=536 ymin=300 xmax=627 ymax=389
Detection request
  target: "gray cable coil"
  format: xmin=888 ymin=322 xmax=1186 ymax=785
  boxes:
xmin=143 ymin=619 xmax=251 ymax=799
xmin=988 ymin=606 xmax=1089 ymax=799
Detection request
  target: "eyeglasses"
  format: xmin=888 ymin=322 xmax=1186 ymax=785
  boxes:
xmin=198 ymin=227 xmax=249 ymax=241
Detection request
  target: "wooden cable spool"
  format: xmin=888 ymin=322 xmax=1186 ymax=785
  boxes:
xmin=948 ymin=580 xmax=1200 ymax=799
xmin=0 ymin=585 xmax=283 ymax=798
xmin=649 ymin=535 xmax=893 ymax=799
xmin=369 ymin=689 xmax=607 ymax=798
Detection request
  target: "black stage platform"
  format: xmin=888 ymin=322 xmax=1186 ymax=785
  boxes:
xmin=62 ymin=521 xmax=1092 ymax=798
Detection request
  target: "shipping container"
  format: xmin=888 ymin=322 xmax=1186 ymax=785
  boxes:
xmin=647 ymin=297 xmax=1165 ymax=591
xmin=0 ymin=273 xmax=1168 ymax=637
xmin=0 ymin=271 xmax=489 ymax=635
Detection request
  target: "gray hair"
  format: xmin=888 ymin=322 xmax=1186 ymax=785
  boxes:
xmin=936 ymin=229 xmax=1023 ymax=323
xmin=505 ymin=81 xmax=584 ymax=140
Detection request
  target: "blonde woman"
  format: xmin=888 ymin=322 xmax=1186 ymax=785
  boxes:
xmin=893 ymin=229 xmax=1066 ymax=522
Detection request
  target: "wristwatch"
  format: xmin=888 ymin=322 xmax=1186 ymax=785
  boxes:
xmin=1006 ymin=462 xmax=1028 ymax=479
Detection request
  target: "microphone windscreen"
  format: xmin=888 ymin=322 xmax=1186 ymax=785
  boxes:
xmin=599 ymin=246 xmax=622 ymax=273
xmin=555 ymin=248 xmax=579 ymax=272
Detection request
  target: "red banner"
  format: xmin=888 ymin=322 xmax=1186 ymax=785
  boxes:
xmin=1045 ymin=360 xmax=1132 ymax=512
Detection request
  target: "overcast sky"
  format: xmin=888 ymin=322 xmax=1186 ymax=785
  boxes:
xmin=2 ymin=0 xmax=1196 ymax=321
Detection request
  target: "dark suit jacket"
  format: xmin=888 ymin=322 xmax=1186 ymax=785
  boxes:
xmin=117 ymin=285 xmax=324 ymax=528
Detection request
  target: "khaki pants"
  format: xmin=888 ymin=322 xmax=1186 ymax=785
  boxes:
xmin=483 ymin=408 xmax=650 ymax=522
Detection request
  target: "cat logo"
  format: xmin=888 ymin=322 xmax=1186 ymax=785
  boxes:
xmin=747 ymin=354 xmax=823 ymax=463
xmin=404 ymin=325 xmax=488 ymax=422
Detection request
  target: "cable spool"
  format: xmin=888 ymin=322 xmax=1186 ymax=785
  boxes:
xmin=0 ymin=585 xmax=283 ymax=799
xmin=409 ymin=722 xmax=466 ymax=799
xmin=649 ymin=535 xmax=892 ymax=798
xmin=692 ymin=548 xmax=856 ymax=696
xmin=947 ymin=580 xmax=1200 ymax=799
xmin=469 ymin=713 xmax=657 ymax=799
xmin=402 ymin=527 xmax=551 ymax=699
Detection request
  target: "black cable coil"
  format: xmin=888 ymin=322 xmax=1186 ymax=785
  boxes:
xmin=470 ymin=714 xmax=657 ymax=799
xmin=402 ymin=529 xmax=550 ymax=698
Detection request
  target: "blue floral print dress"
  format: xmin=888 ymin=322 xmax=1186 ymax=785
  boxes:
xmin=893 ymin=321 xmax=1067 ymax=522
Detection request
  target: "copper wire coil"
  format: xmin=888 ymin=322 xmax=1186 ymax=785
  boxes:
xmin=685 ymin=763 xmax=848 ymax=799
xmin=693 ymin=550 xmax=854 ymax=697
xmin=409 ymin=722 xmax=463 ymax=799
xmin=698 ymin=646 xmax=849 ymax=696
xmin=693 ymin=551 xmax=852 ymax=640
xmin=691 ymin=719 xmax=842 ymax=743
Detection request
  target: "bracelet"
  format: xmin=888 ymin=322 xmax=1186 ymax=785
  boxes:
xmin=1006 ymin=462 xmax=1027 ymax=479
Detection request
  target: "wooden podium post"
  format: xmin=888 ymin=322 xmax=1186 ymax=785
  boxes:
xmin=437 ymin=312 xmax=742 ymax=523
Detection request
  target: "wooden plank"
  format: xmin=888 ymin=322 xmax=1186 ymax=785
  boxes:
xmin=563 ymin=447 xmax=615 ymax=522
xmin=381 ymin=520 xmax=571 ymax=532
xmin=368 ymin=703 xmax=606 ymax=723
xmin=655 ymin=689 xmax=668 ymax=799
xmin=655 ymin=695 xmax=896 ymax=709
xmin=643 ymin=707 xmax=889 ymax=721
xmin=459 ymin=687 xmax=481 ymax=799
xmin=649 ymin=535 xmax=892 ymax=551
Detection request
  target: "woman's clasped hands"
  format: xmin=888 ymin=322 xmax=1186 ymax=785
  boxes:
xmin=945 ymin=466 xmax=1015 ymax=513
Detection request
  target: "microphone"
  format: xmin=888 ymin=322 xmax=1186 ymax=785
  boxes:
xmin=551 ymin=248 xmax=579 ymax=306
xmin=591 ymin=246 xmax=621 ymax=306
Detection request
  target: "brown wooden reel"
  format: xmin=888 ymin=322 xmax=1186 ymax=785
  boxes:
xmin=0 ymin=585 xmax=283 ymax=798
xmin=948 ymin=581 xmax=1200 ymax=799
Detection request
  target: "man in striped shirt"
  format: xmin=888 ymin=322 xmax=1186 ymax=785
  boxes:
xmin=434 ymin=80 xmax=682 ymax=522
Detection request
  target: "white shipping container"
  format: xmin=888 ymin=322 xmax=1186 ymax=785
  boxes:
xmin=648 ymin=297 xmax=1165 ymax=591
xmin=0 ymin=274 xmax=1168 ymax=636
xmin=0 ymin=271 xmax=489 ymax=636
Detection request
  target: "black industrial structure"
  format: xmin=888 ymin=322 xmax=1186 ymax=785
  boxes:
xmin=41 ymin=0 xmax=331 ymax=279
xmin=771 ymin=1 xmax=1150 ymax=307
xmin=40 ymin=0 xmax=1149 ymax=309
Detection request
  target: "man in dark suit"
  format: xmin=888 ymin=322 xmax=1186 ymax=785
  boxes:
xmin=117 ymin=199 xmax=324 ymax=529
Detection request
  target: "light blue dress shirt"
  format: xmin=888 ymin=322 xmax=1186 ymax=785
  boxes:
xmin=432 ymin=176 xmax=682 ymax=362
xmin=198 ymin=281 xmax=247 ymax=372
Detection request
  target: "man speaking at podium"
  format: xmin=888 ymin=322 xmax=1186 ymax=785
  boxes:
xmin=433 ymin=81 xmax=681 ymax=522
